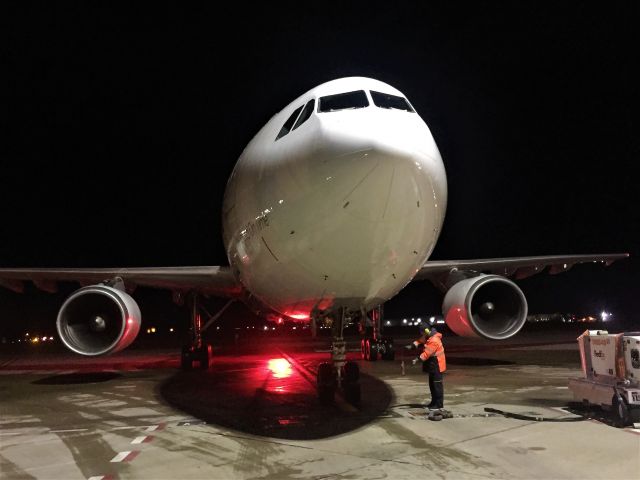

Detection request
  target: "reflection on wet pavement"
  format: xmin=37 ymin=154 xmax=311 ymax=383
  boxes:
xmin=160 ymin=353 xmax=393 ymax=440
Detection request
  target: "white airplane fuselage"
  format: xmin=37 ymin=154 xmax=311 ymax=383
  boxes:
xmin=222 ymin=77 xmax=447 ymax=319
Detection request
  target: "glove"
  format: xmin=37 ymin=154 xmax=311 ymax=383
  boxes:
xmin=411 ymin=358 xmax=419 ymax=366
xmin=404 ymin=344 xmax=414 ymax=350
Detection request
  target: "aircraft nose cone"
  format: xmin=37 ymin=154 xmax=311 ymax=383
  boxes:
xmin=91 ymin=315 xmax=107 ymax=332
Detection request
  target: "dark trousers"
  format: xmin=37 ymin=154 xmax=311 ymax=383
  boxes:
xmin=428 ymin=369 xmax=444 ymax=408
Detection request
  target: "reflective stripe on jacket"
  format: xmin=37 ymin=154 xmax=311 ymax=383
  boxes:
xmin=419 ymin=332 xmax=446 ymax=372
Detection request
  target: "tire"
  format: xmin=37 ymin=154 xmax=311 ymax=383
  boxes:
xmin=366 ymin=339 xmax=378 ymax=361
xmin=181 ymin=346 xmax=193 ymax=371
xmin=317 ymin=362 xmax=336 ymax=404
xmin=382 ymin=339 xmax=395 ymax=361
xmin=612 ymin=393 xmax=630 ymax=427
xmin=198 ymin=344 xmax=211 ymax=370
xmin=343 ymin=361 xmax=359 ymax=383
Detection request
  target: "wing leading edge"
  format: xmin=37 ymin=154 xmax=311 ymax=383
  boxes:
xmin=0 ymin=266 xmax=242 ymax=297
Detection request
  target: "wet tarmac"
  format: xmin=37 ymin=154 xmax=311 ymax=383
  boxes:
xmin=1 ymin=333 xmax=639 ymax=479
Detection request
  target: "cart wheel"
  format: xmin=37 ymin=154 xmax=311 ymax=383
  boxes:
xmin=612 ymin=394 xmax=630 ymax=427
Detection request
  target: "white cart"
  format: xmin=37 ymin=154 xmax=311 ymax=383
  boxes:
xmin=568 ymin=330 xmax=640 ymax=426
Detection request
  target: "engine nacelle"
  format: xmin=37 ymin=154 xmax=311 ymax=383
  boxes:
xmin=442 ymin=274 xmax=527 ymax=340
xmin=56 ymin=285 xmax=142 ymax=356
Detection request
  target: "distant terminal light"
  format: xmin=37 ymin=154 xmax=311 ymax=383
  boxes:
xmin=169 ymin=328 xmax=174 ymax=332
xmin=403 ymin=319 xmax=407 ymax=324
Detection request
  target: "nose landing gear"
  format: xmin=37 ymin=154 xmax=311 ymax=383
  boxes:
xmin=315 ymin=307 xmax=362 ymax=405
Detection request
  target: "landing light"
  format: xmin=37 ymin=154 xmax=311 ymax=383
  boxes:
xmin=268 ymin=358 xmax=292 ymax=378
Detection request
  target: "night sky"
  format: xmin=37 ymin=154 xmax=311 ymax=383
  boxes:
xmin=2 ymin=3 xmax=639 ymax=331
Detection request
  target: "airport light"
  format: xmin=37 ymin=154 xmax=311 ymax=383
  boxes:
xmin=403 ymin=319 xmax=407 ymax=324
xmin=601 ymin=311 xmax=611 ymax=321
xmin=169 ymin=328 xmax=174 ymax=332
xmin=49 ymin=336 xmax=54 ymax=341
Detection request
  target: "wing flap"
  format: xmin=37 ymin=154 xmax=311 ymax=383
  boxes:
xmin=415 ymin=253 xmax=629 ymax=281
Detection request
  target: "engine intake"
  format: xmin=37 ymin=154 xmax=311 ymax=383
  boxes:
xmin=442 ymin=274 xmax=527 ymax=340
xmin=56 ymin=285 xmax=141 ymax=356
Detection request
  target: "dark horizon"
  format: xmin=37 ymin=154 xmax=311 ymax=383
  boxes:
xmin=2 ymin=4 xmax=639 ymax=332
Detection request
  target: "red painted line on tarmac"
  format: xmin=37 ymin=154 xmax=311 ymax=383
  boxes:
xmin=123 ymin=451 xmax=140 ymax=462
xmin=143 ymin=435 xmax=154 ymax=443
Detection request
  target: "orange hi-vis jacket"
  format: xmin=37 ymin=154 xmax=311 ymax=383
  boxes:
xmin=416 ymin=332 xmax=446 ymax=372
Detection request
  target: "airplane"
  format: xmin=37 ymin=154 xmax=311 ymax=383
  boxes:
xmin=0 ymin=77 xmax=629 ymax=403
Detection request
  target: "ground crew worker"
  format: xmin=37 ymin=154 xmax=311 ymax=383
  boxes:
xmin=405 ymin=326 xmax=447 ymax=409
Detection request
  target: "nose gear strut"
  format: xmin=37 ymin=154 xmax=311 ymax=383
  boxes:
xmin=316 ymin=307 xmax=361 ymax=405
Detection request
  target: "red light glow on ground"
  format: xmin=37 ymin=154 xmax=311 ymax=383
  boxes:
xmin=268 ymin=358 xmax=292 ymax=378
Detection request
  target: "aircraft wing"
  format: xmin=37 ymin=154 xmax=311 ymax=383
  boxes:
xmin=0 ymin=266 xmax=242 ymax=297
xmin=414 ymin=253 xmax=630 ymax=282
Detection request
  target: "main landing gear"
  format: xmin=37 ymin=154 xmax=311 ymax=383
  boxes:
xmin=360 ymin=305 xmax=395 ymax=362
xmin=180 ymin=293 xmax=233 ymax=371
xmin=315 ymin=307 xmax=361 ymax=405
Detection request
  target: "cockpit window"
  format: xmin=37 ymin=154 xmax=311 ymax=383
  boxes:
xmin=318 ymin=90 xmax=369 ymax=112
xmin=276 ymin=104 xmax=304 ymax=140
xmin=292 ymin=99 xmax=315 ymax=131
xmin=370 ymin=90 xmax=414 ymax=112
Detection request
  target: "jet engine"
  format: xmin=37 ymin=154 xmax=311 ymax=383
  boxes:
xmin=56 ymin=285 xmax=141 ymax=356
xmin=442 ymin=274 xmax=527 ymax=340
